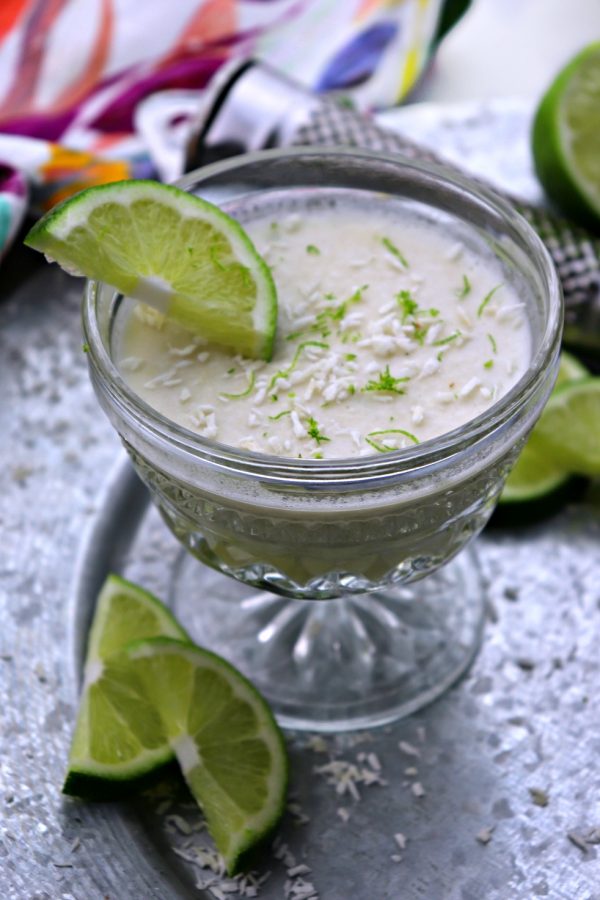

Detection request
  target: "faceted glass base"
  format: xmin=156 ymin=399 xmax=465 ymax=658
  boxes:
xmin=169 ymin=547 xmax=486 ymax=732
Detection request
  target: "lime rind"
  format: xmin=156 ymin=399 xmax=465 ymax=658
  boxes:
xmin=25 ymin=180 xmax=278 ymax=360
xmin=126 ymin=637 xmax=288 ymax=874
xmin=500 ymin=434 xmax=572 ymax=504
xmin=63 ymin=747 xmax=176 ymax=801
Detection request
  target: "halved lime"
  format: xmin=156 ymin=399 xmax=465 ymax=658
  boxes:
xmin=24 ymin=180 xmax=278 ymax=360
xmin=533 ymin=377 xmax=600 ymax=476
xmin=64 ymin=574 xmax=190 ymax=800
xmin=532 ymin=42 xmax=600 ymax=229
xmin=125 ymin=637 xmax=288 ymax=874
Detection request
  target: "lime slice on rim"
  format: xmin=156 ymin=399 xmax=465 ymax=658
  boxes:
xmin=125 ymin=637 xmax=288 ymax=875
xmin=532 ymin=42 xmax=600 ymax=229
xmin=24 ymin=180 xmax=278 ymax=360
xmin=63 ymin=574 xmax=190 ymax=800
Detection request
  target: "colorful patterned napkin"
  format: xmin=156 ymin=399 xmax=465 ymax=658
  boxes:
xmin=0 ymin=163 xmax=27 ymax=261
xmin=0 ymin=0 xmax=467 ymax=255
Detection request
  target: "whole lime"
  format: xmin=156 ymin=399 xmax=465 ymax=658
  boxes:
xmin=532 ymin=42 xmax=600 ymax=230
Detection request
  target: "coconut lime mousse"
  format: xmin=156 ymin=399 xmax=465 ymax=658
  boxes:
xmin=59 ymin=150 xmax=560 ymax=730
xmin=117 ymin=202 xmax=530 ymax=457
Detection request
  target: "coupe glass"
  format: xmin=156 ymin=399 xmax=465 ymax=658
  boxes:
xmin=82 ymin=148 xmax=562 ymax=732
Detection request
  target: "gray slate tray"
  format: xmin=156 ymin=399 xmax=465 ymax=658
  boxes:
xmin=1 ymin=100 xmax=600 ymax=900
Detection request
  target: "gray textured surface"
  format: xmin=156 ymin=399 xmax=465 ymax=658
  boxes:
xmin=1 ymin=101 xmax=600 ymax=900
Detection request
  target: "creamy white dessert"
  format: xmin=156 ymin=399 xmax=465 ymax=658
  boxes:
xmin=117 ymin=201 xmax=530 ymax=459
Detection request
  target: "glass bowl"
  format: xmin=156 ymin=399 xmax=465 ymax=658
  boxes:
xmin=82 ymin=148 xmax=562 ymax=731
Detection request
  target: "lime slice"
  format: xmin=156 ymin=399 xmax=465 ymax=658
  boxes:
xmin=24 ymin=180 xmax=278 ymax=360
xmin=554 ymin=349 xmax=589 ymax=387
xmin=125 ymin=637 xmax=288 ymax=874
xmin=497 ymin=353 xmax=591 ymax=520
xmin=64 ymin=574 xmax=189 ymax=800
xmin=532 ymin=377 xmax=600 ymax=476
xmin=532 ymin=42 xmax=600 ymax=229
xmin=494 ymin=430 xmax=587 ymax=527
xmin=501 ymin=433 xmax=571 ymax=505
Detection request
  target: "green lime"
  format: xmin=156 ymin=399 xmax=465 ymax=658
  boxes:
xmin=85 ymin=573 xmax=187 ymax=664
xmin=500 ymin=433 xmax=571 ymax=505
xmin=24 ymin=180 xmax=278 ymax=360
xmin=532 ymin=42 xmax=600 ymax=229
xmin=494 ymin=431 xmax=588 ymax=527
xmin=497 ymin=353 xmax=591 ymax=519
xmin=532 ymin=376 xmax=600 ymax=476
xmin=554 ymin=349 xmax=589 ymax=386
xmin=63 ymin=574 xmax=189 ymax=800
xmin=125 ymin=637 xmax=288 ymax=875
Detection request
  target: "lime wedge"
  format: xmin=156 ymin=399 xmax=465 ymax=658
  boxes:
xmin=554 ymin=349 xmax=589 ymax=386
xmin=532 ymin=377 xmax=600 ymax=477
xmin=64 ymin=574 xmax=189 ymax=800
xmin=24 ymin=180 xmax=278 ymax=360
xmin=500 ymin=433 xmax=571 ymax=505
xmin=496 ymin=353 xmax=591 ymax=520
xmin=125 ymin=637 xmax=288 ymax=875
xmin=532 ymin=42 xmax=600 ymax=229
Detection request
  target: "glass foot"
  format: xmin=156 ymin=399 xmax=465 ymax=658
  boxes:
xmin=169 ymin=547 xmax=486 ymax=732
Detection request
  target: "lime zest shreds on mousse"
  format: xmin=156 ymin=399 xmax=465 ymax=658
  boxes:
xmin=267 ymin=340 xmax=330 ymax=393
xmin=455 ymin=274 xmax=472 ymax=299
xmin=363 ymin=365 xmax=410 ymax=395
xmin=220 ymin=370 xmax=256 ymax=400
xmin=24 ymin=179 xmax=278 ymax=361
xmin=477 ymin=284 xmax=503 ymax=318
xmin=306 ymin=416 xmax=330 ymax=445
xmin=532 ymin=41 xmax=600 ymax=229
xmin=123 ymin=637 xmax=289 ymax=875
xmin=365 ymin=429 xmax=419 ymax=453
xmin=63 ymin=574 xmax=190 ymax=800
xmin=381 ymin=235 xmax=409 ymax=267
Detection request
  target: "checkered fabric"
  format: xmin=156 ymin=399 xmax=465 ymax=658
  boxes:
xmin=292 ymin=102 xmax=600 ymax=352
